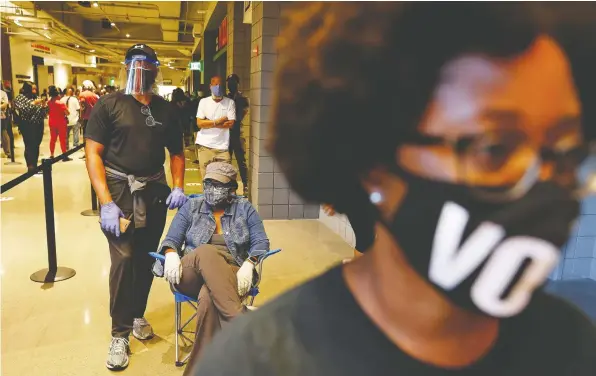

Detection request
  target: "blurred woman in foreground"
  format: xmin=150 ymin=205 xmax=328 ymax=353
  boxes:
xmin=191 ymin=3 xmax=596 ymax=376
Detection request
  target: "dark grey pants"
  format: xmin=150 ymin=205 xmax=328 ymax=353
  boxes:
xmin=176 ymin=245 xmax=244 ymax=374
xmin=105 ymin=177 xmax=170 ymax=337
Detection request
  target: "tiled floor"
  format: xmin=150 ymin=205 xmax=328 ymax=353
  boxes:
xmin=0 ymin=129 xmax=353 ymax=375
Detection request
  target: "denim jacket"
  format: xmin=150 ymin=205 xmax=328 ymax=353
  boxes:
xmin=158 ymin=196 xmax=270 ymax=266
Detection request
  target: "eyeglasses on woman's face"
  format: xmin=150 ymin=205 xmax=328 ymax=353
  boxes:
xmin=397 ymin=37 xmax=591 ymax=202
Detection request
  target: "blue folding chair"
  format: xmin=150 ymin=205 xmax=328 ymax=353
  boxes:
xmin=150 ymin=248 xmax=281 ymax=366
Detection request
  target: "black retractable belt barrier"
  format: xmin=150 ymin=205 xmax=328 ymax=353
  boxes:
xmin=0 ymin=144 xmax=84 ymax=283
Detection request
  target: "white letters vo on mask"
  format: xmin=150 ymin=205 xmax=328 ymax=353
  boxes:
xmin=429 ymin=202 xmax=559 ymax=317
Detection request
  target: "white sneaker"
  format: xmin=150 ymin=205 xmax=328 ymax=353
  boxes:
xmin=106 ymin=337 xmax=130 ymax=371
xmin=132 ymin=317 xmax=154 ymax=340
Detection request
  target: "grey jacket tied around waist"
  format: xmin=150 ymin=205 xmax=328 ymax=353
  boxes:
xmin=105 ymin=166 xmax=167 ymax=228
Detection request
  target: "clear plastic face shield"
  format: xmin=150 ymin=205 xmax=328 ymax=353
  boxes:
xmin=118 ymin=55 xmax=163 ymax=95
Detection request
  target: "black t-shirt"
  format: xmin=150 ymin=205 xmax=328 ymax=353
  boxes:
xmin=226 ymin=91 xmax=249 ymax=134
xmin=85 ymin=92 xmax=183 ymax=176
xmin=192 ymin=266 xmax=596 ymax=376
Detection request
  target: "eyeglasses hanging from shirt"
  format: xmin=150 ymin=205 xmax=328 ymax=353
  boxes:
xmin=141 ymin=105 xmax=162 ymax=127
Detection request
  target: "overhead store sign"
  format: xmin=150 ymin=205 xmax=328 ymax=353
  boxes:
xmin=189 ymin=61 xmax=203 ymax=71
xmin=216 ymin=16 xmax=228 ymax=52
xmin=31 ymin=43 xmax=52 ymax=55
xmin=243 ymin=2 xmax=252 ymax=24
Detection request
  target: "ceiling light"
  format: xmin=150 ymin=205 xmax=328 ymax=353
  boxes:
xmin=110 ymin=22 xmax=115 ymax=27
xmin=92 ymin=2 xmax=99 ymax=7
xmin=89 ymin=49 xmax=95 ymax=52
xmin=75 ymin=44 xmax=80 ymax=48
xmin=125 ymin=33 xmax=130 ymax=38
xmin=14 ymin=19 xmax=22 ymax=27
xmin=44 ymin=34 xmax=51 ymax=40
xmin=43 ymin=25 xmax=48 ymax=30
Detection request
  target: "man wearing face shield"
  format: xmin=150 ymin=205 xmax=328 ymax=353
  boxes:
xmin=84 ymin=44 xmax=187 ymax=371
xmin=153 ymin=161 xmax=269 ymax=369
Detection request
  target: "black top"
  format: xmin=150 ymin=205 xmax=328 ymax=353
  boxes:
xmin=85 ymin=92 xmax=183 ymax=176
xmin=192 ymin=266 xmax=596 ymax=376
xmin=226 ymin=91 xmax=249 ymax=134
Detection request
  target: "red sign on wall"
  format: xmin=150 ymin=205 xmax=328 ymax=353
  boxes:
xmin=218 ymin=17 xmax=228 ymax=50
xmin=31 ymin=43 xmax=52 ymax=54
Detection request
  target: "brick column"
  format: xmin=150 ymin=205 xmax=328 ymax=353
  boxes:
xmin=249 ymin=2 xmax=319 ymax=219
xmin=227 ymin=1 xmax=253 ymax=185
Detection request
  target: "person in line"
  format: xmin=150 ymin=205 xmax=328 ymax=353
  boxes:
xmin=40 ymin=88 xmax=48 ymax=101
xmin=191 ymin=3 xmax=596 ymax=376
xmin=189 ymin=86 xmax=206 ymax=164
xmin=171 ymin=88 xmax=192 ymax=145
xmin=47 ymin=86 xmax=71 ymax=161
xmin=13 ymin=82 xmax=46 ymax=172
xmin=195 ymin=76 xmax=236 ymax=179
xmin=79 ymin=80 xmax=99 ymax=159
xmin=225 ymin=74 xmax=250 ymax=196
xmin=61 ymin=88 xmax=81 ymax=149
xmin=154 ymin=161 xmax=269 ymax=372
xmin=84 ymin=43 xmax=187 ymax=371
xmin=1 ymin=86 xmax=11 ymax=159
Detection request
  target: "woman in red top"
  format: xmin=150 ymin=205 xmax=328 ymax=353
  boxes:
xmin=47 ymin=85 xmax=71 ymax=160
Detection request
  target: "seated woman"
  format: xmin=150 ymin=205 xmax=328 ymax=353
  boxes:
xmin=155 ymin=161 xmax=270 ymax=365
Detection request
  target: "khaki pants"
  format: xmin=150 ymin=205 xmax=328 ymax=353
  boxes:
xmin=176 ymin=245 xmax=244 ymax=373
xmin=197 ymin=145 xmax=231 ymax=179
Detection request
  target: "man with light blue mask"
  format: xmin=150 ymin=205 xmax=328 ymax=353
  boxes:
xmin=195 ymin=75 xmax=236 ymax=179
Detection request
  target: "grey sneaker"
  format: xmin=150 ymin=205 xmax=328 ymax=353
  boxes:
xmin=132 ymin=317 xmax=154 ymax=340
xmin=106 ymin=337 xmax=130 ymax=370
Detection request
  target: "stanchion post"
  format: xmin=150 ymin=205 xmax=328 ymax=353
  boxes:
xmin=81 ymin=183 xmax=100 ymax=216
xmin=92 ymin=184 xmax=98 ymax=211
xmin=30 ymin=158 xmax=76 ymax=283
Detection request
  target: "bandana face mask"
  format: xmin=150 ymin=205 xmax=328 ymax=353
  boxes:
xmin=203 ymin=180 xmax=234 ymax=208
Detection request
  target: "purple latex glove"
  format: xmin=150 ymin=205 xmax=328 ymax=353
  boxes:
xmin=100 ymin=201 xmax=125 ymax=237
xmin=166 ymin=187 xmax=188 ymax=210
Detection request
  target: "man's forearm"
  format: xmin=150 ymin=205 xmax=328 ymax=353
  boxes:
xmin=197 ymin=118 xmax=214 ymax=129
xmin=170 ymin=153 xmax=185 ymax=188
xmin=85 ymin=150 xmax=112 ymax=205
xmin=217 ymin=120 xmax=236 ymax=129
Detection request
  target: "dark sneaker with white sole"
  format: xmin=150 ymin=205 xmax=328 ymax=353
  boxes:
xmin=106 ymin=337 xmax=130 ymax=371
xmin=132 ymin=317 xmax=154 ymax=340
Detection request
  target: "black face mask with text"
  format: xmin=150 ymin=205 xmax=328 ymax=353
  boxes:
xmin=381 ymin=168 xmax=579 ymax=318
